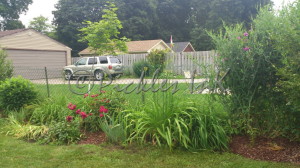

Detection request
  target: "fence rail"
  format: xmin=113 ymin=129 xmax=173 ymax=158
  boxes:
xmin=71 ymin=51 xmax=216 ymax=75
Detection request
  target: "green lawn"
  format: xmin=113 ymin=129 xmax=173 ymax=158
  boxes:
xmin=34 ymin=82 xmax=207 ymax=104
xmin=0 ymin=135 xmax=298 ymax=168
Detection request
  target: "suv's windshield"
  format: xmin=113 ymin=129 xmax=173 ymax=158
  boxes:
xmin=109 ymin=57 xmax=121 ymax=64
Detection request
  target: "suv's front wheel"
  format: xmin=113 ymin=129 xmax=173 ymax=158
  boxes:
xmin=94 ymin=70 xmax=104 ymax=81
xmin=65 ymin=70 xmax=73 ymax=80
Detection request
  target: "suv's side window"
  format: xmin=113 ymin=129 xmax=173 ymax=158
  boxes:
xmin=99 ymin=57 xmax=108 ymax=64
xmin=76 ymin=58 xmax=87 ymax=65
xmin=88 ymin=58 xmax=98 ymax=65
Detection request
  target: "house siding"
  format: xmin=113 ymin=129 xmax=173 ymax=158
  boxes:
xmin=184 ymin=45 xmax=195 ymax=52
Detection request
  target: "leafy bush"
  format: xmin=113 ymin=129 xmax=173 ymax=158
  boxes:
xmin=0 ymin=49 xmax=13 ymax=81
xmin=122 ymin=92 xmax=228 ymax=151
xmin=0 ymin=77 xmax=38 ymax=111
xmin=209 ymin=4 xmax=300 ymax=140
xmin=41 ymin=120 xmax=81 ymax=145
xmin=132 ymin=60 xmax=152 ymax=77
xmin=146 ymin=49 xmax=168 ymax=75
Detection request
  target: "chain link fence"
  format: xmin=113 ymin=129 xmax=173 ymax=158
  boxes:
xmin=13 ymin=66 xmax=209 ymax=104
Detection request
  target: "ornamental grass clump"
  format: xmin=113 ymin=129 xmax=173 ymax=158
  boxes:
xmin=122 ymin=92 xmax=228 ymax=151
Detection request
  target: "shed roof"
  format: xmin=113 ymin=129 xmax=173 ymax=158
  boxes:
xmin=167 ymin=42 xmax=195 ymax=52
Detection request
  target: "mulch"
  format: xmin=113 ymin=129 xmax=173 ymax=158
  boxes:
xmin=78 ymin=131 xmax=107 ymax=145
xmin=230 ymin=136 xmax=300 ymax=164
xmin=77 ymin=132 xmax=300 ymax=164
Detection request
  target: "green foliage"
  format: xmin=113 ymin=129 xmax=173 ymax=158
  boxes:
xmin=0 ymin=77 xmax=37 ymax=111
xmin=0 ymin=0 xmax=32 ymax=30
xmin=190 ymin=0 xmax=271 ymax=50
xmin=28 ymin=15 xmax=54 ymax=34
xmin=100 ymin=115 xmax=125 ymax=144
xmin=209 ymin=3 xmax=300 ymax=140
xmin=272 ymin=2 xmax=300 ymax=139
xmin=79 ymin=2 xmax=128 ymax=56
xmin=146 ymin=49 xmax=167 ymax=73
xmin=53 ymin=0 xmax=271 ymax=52
xmin=0 ymin=49 xmax=13 ymax=81
xmin=41 ymin=120 xmax=81 ymax=145
xmin=30 ymin=97 xmax=71 ymax=125
xmin=5 ymin=115 xmax=48 ymax=141
xmin=122 ymin=92 xmax=228 ymax=151
xmin=53 ymin=0 xmax=106 ymax=56
xmin=67 ymin=90 xmax=127 ymax=132
xmin=132 ymin=60 xmax=152 ymax=77
xmin=2 ymin=19 xmax=25 ymax=30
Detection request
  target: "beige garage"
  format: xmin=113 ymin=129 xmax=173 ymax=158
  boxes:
xmin=0 ymin=29 xmax=72 ymax=79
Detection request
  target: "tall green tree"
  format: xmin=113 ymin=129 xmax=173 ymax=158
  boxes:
xmin=116 ymin=0 xmax=159 ymax=40
xmin=0 ymin=0 xmax=32 ymax=30
xmin=79 ymin=2 xmax=127 ymax=55
xmin=53 ymin=0 xmax=272 ymax=53
xmin=190 ymin=0 xmax=272 ymax=50
xmin=53 ymin=0 xmax=106 ymax=56
xmin=29 ymin=16 xmax=53 ymax=34
xmin=2 ymin=19 xmax=25 ymax=30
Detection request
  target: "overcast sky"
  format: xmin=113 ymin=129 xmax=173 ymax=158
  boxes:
xmin=19 ymin=0 xmax=296 ymax=27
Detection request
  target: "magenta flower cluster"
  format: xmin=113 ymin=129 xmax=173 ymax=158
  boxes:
xmin=66 ymin=91 xmax=109 ymax=122
xmin=237 ymin=32 xmax=250 ymax=51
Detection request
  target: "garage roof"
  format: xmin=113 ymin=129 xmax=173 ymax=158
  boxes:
xmin=0 ymin=29 xmax=27 ymax=38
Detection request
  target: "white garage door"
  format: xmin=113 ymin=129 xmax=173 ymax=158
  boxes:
xmin=6 ymin=49 xmax=67 ymax=79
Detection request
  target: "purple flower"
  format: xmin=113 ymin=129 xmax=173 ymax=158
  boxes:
xmin=243 ymin=47 xmax=250 ymax=51
xmin=237 ymin=36 xmax=241 ymax=40
xmin=243 ymin=32 xmax=249 ymax=37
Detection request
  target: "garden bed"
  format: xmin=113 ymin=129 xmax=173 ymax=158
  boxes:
xmin=77 ymin=131 xmax=300 ymax=165
xmin=230 ymin=136 xmax=300 ymax=164
xmin=78 ymin=131 xmax=106 ymax=145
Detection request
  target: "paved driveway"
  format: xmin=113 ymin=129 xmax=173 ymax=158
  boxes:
xmin=31 ymin=78 xmax=206 ymax=85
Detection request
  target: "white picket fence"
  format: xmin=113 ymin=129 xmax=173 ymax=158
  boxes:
xmin=71 ymin=51 xmax=216 ymax=75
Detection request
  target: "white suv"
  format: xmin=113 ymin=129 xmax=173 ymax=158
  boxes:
xmin=64 ymin=56 xmax=123 ymax=80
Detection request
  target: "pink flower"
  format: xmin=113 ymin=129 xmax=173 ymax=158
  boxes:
xmin=99 ymin=113 xmax=104 ymax=118
xmin=91 ymin=94 xmax=99 ymax=98
xmin=80 ymin=112 xmax=88 ymax=119
xmin=84 ymin=94 xmax=89 ymax=98
xmin=99 ymin=106 xmax=108 ymax=113
xmin=66 ymin=116 xmax=73 ymax=122
xmin=68 ymin=103 xmax=76 ymax=110
xmin=89 ymin=113 xmax=93 ymax=116
xmin=243 ymin=32 xmax=249 ymax=37
xmin=100 ymin=90 xmax=106 ymax=93
xmin=76 ymin=109 xmax=81 ymax=114
xmin=237 ymin=36 xmax=241 ymax=40
xmin=243 ymin=47 xmax=250 ymax=51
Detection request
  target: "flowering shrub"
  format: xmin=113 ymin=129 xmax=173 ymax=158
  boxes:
xmin=66 ymin=90 xmax=127 ymax=132
xmin=209 ymin=5 xmax=300 ymax=140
